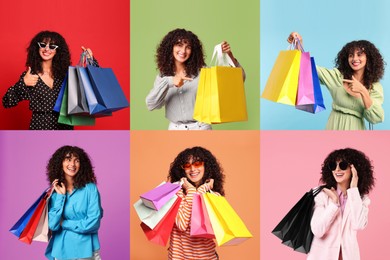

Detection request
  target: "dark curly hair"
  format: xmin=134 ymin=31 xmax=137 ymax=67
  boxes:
xmin=335 ymin=40 xmax=385 ymax=89
xmin=46 ymin=146 xmax=96 ymax=189
xmin=168 ymin=146 xmax=225 ymax=195
xmin=26 ymin=31 xmax=71 ymax=79
xmin=156 ymin=28 xmax=206 ymax=77
xmin=320 ymin=148 xmax=374 ymax=196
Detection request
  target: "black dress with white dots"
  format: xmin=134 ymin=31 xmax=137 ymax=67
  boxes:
xmin=2 ymin=72 xmax=73 ymax=130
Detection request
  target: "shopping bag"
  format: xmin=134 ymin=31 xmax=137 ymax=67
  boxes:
xmin=134 ymin=194 xmax=179 ymax=229
xmin=272 ymin=185 xmax=325 ymax=254
xmin=86 ymin=65 xmax=129 ymax=112
xmin=18 ymin=188 xmax=52 ymax=244
xmin=203 ymin=192 xmax=252 ymax=246
xmin=67 ymin=66 xmax=89 ymax=114
xmin=32 ymin=188 xmax=53 ymax=242
xmin=140 ymin=182 xmax=181 ymax=210
xmin=295 ymin=57 xmax=326 ymax=113
xmin=53 ymin=76 xmax=67 ymax=112
xmin=58 ymin=80 xmax=95 ymax=126
xmin=9 ymin=190 xmax=47 ymax=237
xmin=140 ymin=197 xmax=182 ymax=246
xmin=193 ymin=44 xmax=247 ymax=124
xmin=261 ymin=49 xmax=301 ymax=105
xmin=190 ymin=193 xmax=215 ymax=238
xmin=296 ymin=52 xmax=314 ymax=105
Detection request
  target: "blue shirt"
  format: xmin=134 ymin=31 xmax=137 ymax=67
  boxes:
xmin=45 ymin=183 xmax=103 ymax=260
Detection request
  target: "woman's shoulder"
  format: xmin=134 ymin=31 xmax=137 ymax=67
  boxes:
xmin=84 ymin=182 xmax=99 ymax=192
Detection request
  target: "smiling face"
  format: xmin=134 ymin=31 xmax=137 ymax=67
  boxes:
xmin=183 ymin=157 xmax=205 ymax=187
xmin=173 ymin=39 xmax=192 ymax=65
xmin=348 ymin=49 xmax=367 ymax=73
xmin=62 ymin=153 xmax=80 ymax=180
xmin=332 ymin=160 xmax=352 ymax=187
xmin=38 ymin=38 xmax=57 ymax=62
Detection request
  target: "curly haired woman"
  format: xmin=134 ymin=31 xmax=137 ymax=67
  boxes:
xmin=167 ymin=146 xmax=225 ymax=259
xmin=2 ymin=31 xmax=94 ymax=130
xmin=288 ymin=32 xmax=385 ymax=130
xmin=45 ymin=146 xmax=103 ymax=260
xmin=308 ymin=148 xmax=374 ymax=260
xmin=146 ymin=28 xmax=245 ymax=130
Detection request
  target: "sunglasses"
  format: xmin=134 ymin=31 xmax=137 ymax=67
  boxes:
xmin=328 ymin=161 xmax=349 ymax=171
xmin=37 ymin=42 xmax=59 ymax=50
xmin=181 ymin=161 xmax=204 ymax=170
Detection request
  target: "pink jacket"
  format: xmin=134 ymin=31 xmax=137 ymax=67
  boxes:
xmin=307 ymin=187 xmax=370 ymax=260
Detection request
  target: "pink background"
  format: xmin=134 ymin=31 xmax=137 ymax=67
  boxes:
xmin=0 ymin=131 xmax=130 ymax=259
xmin=0 ymin=0 xmax=130 ymax=130
xmin=260 ymin=131 xmax=390 ymax=260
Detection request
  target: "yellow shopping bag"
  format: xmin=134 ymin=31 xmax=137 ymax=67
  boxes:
xmin=261 ymin=50 xmax=301 ymax=105
xmin=203 ymin=192 xmax=252 ymax=246
xmin=194 ymin=44 xmax=247 ymax=124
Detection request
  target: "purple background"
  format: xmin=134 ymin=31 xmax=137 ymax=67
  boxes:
xmin=0 ymin=131 xmax=130 ymax=259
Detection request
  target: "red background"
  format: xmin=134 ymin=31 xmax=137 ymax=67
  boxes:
xmin=0 ymin=0 xmax=130 ymax=129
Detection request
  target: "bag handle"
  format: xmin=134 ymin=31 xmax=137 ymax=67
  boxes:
xmin=312 ymin=185 xmax=327 ymax=197
xmin=287 ymin=37 xmax=305 ymax=52
xmin=210 ymin=43 xmax=236 ymax=67
xmin=78 ymin=51 xmax=99 ymax=67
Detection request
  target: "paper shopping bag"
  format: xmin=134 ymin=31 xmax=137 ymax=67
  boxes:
xmin=190 ymin=193 xmax=215 ymax=238
xmin=296 ymin=52 xmax=314 ymax=105
xmin=9 ymin=190 xmax=47 ymax=237
xmin=86 ymin=65 xmax=129 ymax=113
xmin=193 ymin=67 xmax=209 ymax=123
xmin=272 ymin=186 xmax=325 ymax=254
xmin=262 ymin=50 xmax=301 ymax=105
xmin=134 ymin=194 xmax=179 ymax=229
xmin=203 ymin=193 xmax=252 ymax=246
xmin=32 ymin=189 xmax=53 ymax=242
xmin=140 ymin=182 xmax=181 ymax=210
xmin=141 ymin=197 xmax=182 ymax=246
xmin=53 ymin=76 xmax=67 ymax=112
xmin=295 ymin=57 xmax=326 ymax=113
xmin=58 ymin=80 xmax=95 ymax=126
xmin=67 ymin=66 xmax=89 ymax=114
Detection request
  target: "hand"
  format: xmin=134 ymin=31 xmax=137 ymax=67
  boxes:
xmin=323 ymin=187 xmax=339 ymax=205
xmin=350 ymin=164 xmax=359 ymax=188
xmin=204 ymin=178 xmax=214 ymax=191
xmin=23 ymin=67 xmax=39 ymax=86
xmin=221 ymin=41 xmax=239 ymax=66
xmin=173 ymin=70 xmax=192 ymax=87
xmin=181 ymin=177 xmax=194 ymax=192
xmin=81 ymin=46 xmax=93 ymax=59
xmin=52 ymin=179 xmax=66 ymax=195
xmin=342 ymin=76 xmax=367 ymax=95
xmin=287 ymin=32 xmax=302 ymax=44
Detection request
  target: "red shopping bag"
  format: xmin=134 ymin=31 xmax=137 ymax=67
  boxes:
xmin=140 ymin=197 xmax=182 ymax=246
xmin=190 ymin=193 xmax=215 ymax=238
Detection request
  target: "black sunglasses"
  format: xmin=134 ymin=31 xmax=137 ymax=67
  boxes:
xmin=328 ymin=161 xmax=349 ymax=171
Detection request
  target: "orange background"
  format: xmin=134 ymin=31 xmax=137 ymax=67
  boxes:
xmin=130 ymin=131 xmax=260 ymax=259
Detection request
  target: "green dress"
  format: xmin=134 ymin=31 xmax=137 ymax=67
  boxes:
xmin=317 ymin=67 xmax=384 ymax=130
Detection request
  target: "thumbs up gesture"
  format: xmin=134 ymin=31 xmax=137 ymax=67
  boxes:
xmin=23 ymin=67 xmax=39 ymax=86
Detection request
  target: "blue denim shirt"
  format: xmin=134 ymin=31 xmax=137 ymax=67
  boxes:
xmin=45 ymin=183 xmax=103 ymax=260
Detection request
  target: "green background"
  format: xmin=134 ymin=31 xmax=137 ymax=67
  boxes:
xmin=130 ymin=0 xmax=260 ymax=130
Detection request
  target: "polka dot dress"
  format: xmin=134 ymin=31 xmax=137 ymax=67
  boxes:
xmin=2 ymin=72 xmax=73 ymax=130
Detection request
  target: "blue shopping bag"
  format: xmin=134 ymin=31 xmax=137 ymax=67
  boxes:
xmin=9 ymin=190 xmax=47 ymax=237
xmin=53 ymin=75 xmax=67 ymax=112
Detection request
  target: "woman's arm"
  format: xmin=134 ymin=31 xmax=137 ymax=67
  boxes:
xmin=2 ymin=72 xmax=32 ymax=108
xmin=310 ymin=192 xmax=340 ymax=237
xmin=348 ymin=187 xmax=370 ymax=230
xmin=175 ymin=187 xmax=196 ymax=232
xmin=363 ymin=83 xmax=384 ymax=124
xmin=145 ymin=75 xmax=174 ymax=111
xmin=61 ymin=184 xmax=103 ymax=234
xmin=48 ymin=192 xmax=66 ymax=231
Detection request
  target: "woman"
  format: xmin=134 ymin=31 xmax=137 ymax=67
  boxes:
xmin=167 ymin=146 xmax=225 ymax=259
xmin=45 ymin=146 xmax=103 ymax=260
xmin=288 ymin=32 xmax=385 ymax=130
xmin=308 ymin=148 xmax=374 ymax=260
xmin=146 ymin=28 xmax=244 ymax=130
xmin=2 ymin=31 xmax=93 ymax=130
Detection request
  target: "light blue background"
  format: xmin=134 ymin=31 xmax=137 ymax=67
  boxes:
xmin=260 ymin=0 xmax=390 ymax=130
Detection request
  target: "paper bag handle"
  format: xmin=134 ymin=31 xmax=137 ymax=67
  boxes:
xmin=210 ymin=43 xmax=236 ymax=67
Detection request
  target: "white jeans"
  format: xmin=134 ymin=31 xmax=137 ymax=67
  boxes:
xmin=55 ymin=250 xmax=101 ymax=260
xmin=168 ymin=121 xmax=212 ymax=130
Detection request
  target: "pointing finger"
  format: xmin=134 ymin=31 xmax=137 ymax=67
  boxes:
xmin=342 ymin=79 xmax=353 ymax=83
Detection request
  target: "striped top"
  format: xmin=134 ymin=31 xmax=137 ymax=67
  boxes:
xmin=168 ymin=184 xmax=218 ymax=260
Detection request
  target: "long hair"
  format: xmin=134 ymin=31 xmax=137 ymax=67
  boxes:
xmin=46 ymin=146 xmax=96 ymax=189
xmin=335 ymin=40 xmax=385 ymax=89
xmin=168 ymin=146 xmax=225 ymax=195
xmin=26 ymin=31 xmax=71 ymax=79
xmin=156 ymin=28 xmax=205 ymax=77
xmin=320 ymin=148 xmax=374 ymax=196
